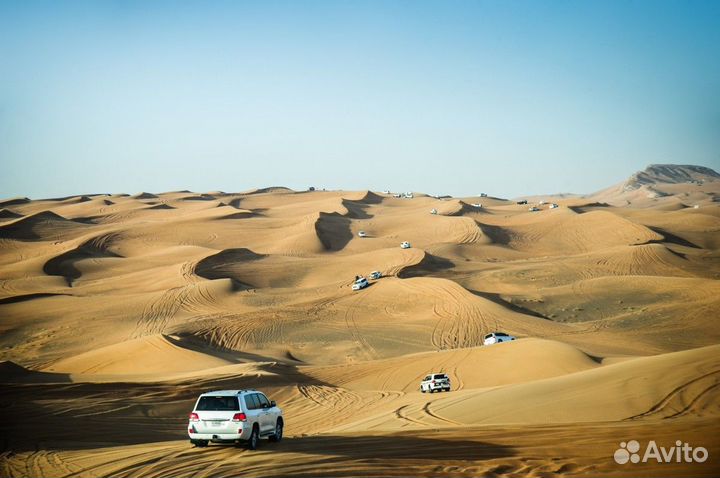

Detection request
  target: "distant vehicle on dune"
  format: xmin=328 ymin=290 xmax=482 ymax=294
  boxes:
xmin=430 ymin=208 xmax=438 ymax=214
xmin=358 ymin=231 xmax=367 ymax=238
xmin=484 ymin=332 xmax=516 ymax=345
xmin=369 ymin=271 xmax=382 ymax=280
xmin=517 ymin=200 xmax=528 ymax=205
xmin=352 ymin=276 xmax=369 ymax=290
xmin=420 ymin=373 xmax=451 ymax=393
xmin=400 ymin=241 xmax=411 ymax=249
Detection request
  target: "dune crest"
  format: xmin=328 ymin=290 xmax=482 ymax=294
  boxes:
xmin=44 ymin=334 xmax=235 ymax=375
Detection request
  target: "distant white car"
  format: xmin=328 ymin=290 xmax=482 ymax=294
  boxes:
xmin=471 ymin=203 xmax=482 ymax=208
xmin=369 ymin=271 xmax=382 ymax=280
xmin=358 ymin=231 xmax=367 ymax=238
xmin=352 ymin=277 xmax=369 ymax=290
xmin=430 ymin=208 xmax=437 ymax=215
xmin=382 ymin=190 xmax=390 ymax=194
xmin=479 ymin=193 xmax=488 ymax=197
xmin=400 ymin=241 xmax=411 ymax=249
xmin=420 ymin=373 xmax=450 ymax=393
xmin=528 ymin=206 xmax=540 ymax=212
xmin=483 ymin=332 xmax=516 ymax=345
xmin=403 ymin=192 xmax=413 ymax=199
xmin=549 ymin=203 xmax=559 ymax=209
xmin=393 ymin=193 xmax=402 ymax=198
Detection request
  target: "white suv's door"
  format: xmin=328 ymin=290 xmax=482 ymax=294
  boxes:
xmin=255 ymin=392 xmax=275 ymax=433
xmin=242 ymin=394 xmax=264 ymax=431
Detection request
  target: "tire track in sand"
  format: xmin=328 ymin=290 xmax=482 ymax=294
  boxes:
xmin=626 ymin=369 xmax=720 ymax=420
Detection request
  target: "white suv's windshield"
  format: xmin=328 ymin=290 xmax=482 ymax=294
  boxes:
xmin=196 ymin=396 xmax=239 ymax=411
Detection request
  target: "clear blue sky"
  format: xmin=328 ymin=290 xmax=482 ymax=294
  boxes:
xmin=1 ymin=0 xmax=718 ymax=199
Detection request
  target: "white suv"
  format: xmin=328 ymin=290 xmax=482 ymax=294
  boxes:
xmin=420 ymin=373 xmax=451 ymax=393
xmin=483 ymin=332 xmax=516 ymax=345
xmin=352 ymin=277 xmax=369 ymax=290
xmin=188 ymin=389 xmax=283 ymax=450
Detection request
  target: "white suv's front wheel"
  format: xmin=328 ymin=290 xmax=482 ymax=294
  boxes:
xmin=269 ymin=419 xmax=283 ymax=442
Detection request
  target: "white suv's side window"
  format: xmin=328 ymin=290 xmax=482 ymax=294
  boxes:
xmin=256 ymin=393 xmax=271 ymax=408
xmin=244 ymin=394 xmax=259 ymax=410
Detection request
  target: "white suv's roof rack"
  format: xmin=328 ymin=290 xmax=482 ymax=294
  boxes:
xmin=199 ymin=389 xmax=259 ymax=396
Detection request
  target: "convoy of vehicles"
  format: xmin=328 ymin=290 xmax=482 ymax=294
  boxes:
xmin=185 ymin=191 xmax=527 ymax=449
xmin=186 ymin=337 xmax=521 ymax=447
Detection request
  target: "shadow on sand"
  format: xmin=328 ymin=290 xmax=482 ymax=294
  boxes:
xmin=270 ymin=433 xmax=514 ymax=462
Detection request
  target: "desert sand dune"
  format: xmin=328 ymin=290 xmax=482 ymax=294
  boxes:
xmin=309 ymin=338 xmax=600 ymax=392
xmin=328 ymin=344 xmax=719 ymax=433
xmin=43 ymin=233 xmax=124 ymax=286
xmin=43 ymin=334 xmax=234 ymax=375
xmin=194 ymin=246 xmax=425 ymax=289
xmin=1 ymin=166 xmax=719 ymax=477
xmin=0 ymin=211 xmax=90 ymax=241
xmin=0 ymin=197 xmax=31 ymax=208
xmin=0 ymin=209 xmax=23 ymax=221
xmin=132 ymin=192 xmax=159 ymax=200
xmin=425 ymin=344 xmax=720 ymax=426
xmin=484 ymin=210 xmax=663 ymax=255
xmin=147 ymin=203 xmax=176 ymax=210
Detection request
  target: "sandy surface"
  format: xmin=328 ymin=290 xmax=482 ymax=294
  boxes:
xmin=1 ymin=172 xmax=719 ymax=477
